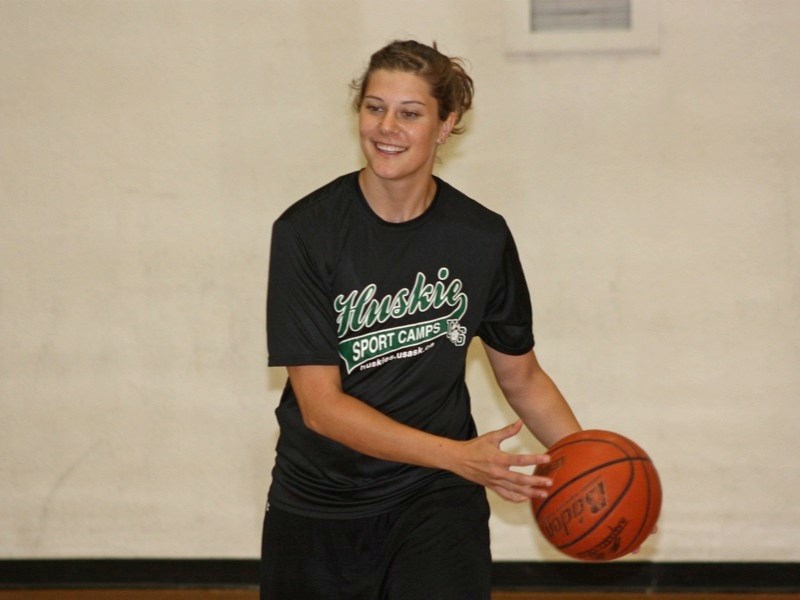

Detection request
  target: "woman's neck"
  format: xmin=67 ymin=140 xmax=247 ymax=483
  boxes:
xmin=358 ymin=170 xmax=436 ymax=223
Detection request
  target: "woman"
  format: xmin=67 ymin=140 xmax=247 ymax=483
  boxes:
xmin=263 ymin=40 xmax=582 ymax=599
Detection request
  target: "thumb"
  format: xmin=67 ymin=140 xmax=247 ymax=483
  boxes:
xmin=494 ymin=419 xmax=524 ymax=444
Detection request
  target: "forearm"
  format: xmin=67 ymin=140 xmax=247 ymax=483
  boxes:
xmin=505 ymin=367 xmax=581 ymax=448
xmin=484 ymin=346 xmax=581 ymax=449
xmin=313 ymin=393 xmax=466 ymax=469
xmin=288 ymin=366 xmax=461 ymax=471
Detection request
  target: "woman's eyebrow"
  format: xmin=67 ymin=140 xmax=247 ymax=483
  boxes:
xmin=363 ymin=95 xmax=427 ymax=106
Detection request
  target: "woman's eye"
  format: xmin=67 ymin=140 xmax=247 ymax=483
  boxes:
xmin=364 ymin=104 xmax=383 ymax=114
xmin=401 ymin=111 xmax=420 ymax=119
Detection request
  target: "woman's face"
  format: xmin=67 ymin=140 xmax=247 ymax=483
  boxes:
xmin=358 ymin=69 xmax=454 ymax=185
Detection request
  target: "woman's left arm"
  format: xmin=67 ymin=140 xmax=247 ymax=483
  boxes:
xmin=483 ymin=345 xmax=581 ymax=449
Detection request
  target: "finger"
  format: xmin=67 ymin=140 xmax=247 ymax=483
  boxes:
xmin=506 ymin=452 xmax=551 ymax=469
xmin=490 ymin=469 xmax=552 ymax=498
xmin=492 ymin=420 xmax=523 ymax=444
xmin=492 ymin=480 xmax=549 ymax=501
xmin=631 ymin=526 xmax=659 ymax=555
xmin=506 ymin=472 xmax=554 ymax=493
xmin=491 ymin=486 xmax=530 ymax=503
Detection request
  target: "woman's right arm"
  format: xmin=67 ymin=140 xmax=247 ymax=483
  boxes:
xmin=287 ymin=364 xmax=554 ymax=501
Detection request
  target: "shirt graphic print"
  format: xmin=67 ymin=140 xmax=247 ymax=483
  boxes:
xmin=335 ymin=267 xmax=468 ymax=373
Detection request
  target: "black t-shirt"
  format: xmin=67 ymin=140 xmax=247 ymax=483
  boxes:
xmin=266 ymin=171 xmax=534 ymax=518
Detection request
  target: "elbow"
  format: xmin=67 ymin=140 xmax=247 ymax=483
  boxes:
xmin=296 ymin=396 xmax=339 ymax=440
xmin=299 ymin=406 xmax=326 ymax=436
xmin=286 ymin=365 xmax=345 ymax=440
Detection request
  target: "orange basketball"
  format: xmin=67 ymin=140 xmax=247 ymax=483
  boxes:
xmin=531 ymin=429 xmax=661 ymax=561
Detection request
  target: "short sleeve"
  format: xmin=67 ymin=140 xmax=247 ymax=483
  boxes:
xmin=476 ymin=227 xmax=535 ymax=355
xmin=266 ymin=218 xmax=341 ymax=366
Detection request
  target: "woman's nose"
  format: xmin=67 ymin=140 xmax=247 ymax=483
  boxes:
xmin=379 ymin=111 xmax=398 ymax=134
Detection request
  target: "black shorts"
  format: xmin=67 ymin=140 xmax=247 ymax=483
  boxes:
xmin=260 ymin=484 xmax=491 ymax=600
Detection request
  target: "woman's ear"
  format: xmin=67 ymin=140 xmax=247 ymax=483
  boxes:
xmin=438 ymin=112 xmax=457 ymax=144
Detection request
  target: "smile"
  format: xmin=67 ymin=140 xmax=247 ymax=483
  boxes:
xmin=375 ymin=142 xmax=406 ymax=154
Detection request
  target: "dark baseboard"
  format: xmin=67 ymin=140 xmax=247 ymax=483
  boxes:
xmin=493 ymin=561 xmax=800 ymax=592
xmin=0 ymin=559 xmax=798 ymax=592
xmin=0 ymin=559 xmax=257 ymax=589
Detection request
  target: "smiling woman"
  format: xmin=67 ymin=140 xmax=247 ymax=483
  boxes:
xmin=350 ymin=41 xmax=473 ymax=222
xmin=262 ymin=39 xmax=589 ymax=599
xmin=356 ymin=69 xmax=455 ymax=221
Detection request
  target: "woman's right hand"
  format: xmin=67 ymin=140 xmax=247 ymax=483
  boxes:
xmin=447 ymin=420 xmax=553 ymax=503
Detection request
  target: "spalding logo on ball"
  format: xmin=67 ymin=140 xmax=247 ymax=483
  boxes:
xmin=531 ymin=430 xmax=662 ymax=561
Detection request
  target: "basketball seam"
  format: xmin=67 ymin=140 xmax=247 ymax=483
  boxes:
xmin=616 ymin=460 xmax=661 ymax=558
xmin=554 ymin=457 xmax=640 ymax=552
xmin=533 ymin=456 xmax=650 ymax=519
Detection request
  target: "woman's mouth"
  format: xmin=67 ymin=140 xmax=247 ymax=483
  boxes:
xmin=375 ymin=142 xmax=406 ymax=155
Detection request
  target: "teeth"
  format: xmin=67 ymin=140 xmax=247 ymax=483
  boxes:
xmin=376 ymin=143 xmax=404 ymax=153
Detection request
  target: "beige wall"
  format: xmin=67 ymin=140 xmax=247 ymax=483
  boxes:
xmin=1 ymin=0 xmax=798 ymax=561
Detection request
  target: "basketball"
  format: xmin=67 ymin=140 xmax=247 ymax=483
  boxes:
xmin=531 ymin=429 xmax=662 ymax=561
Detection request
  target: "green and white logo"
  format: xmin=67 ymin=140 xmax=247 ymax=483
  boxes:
xmin=335 ymin=267 xmax=468 ymax=373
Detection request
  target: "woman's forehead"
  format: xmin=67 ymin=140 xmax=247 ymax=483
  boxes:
xmin=364 ymin=69 xmax=434 ymax=102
